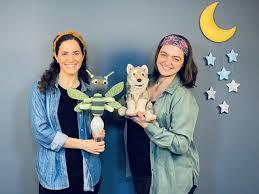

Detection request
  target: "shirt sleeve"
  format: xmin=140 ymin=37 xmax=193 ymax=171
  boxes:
xmin=144 ymin=89 xmax=199 ymax=155
xmin=29 ymin=83 xmax=68 ymax=152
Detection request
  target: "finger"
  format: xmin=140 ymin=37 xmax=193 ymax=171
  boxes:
xmin=98 ymin=141 xmax=105 ymax=146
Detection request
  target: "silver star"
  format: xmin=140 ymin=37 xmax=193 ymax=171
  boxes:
xmin=205 ymin=52 xmax=216 ymax=66
xmin=217 ymin=67 xmax=231 ymax=80
xmin=219 ymin=101 xmax=229 ymax=113
xmin=227 ymin=80 xmax=240 ymax=92
xmin=206 ymin=86 xmax=216 ymax=99
xmin=227 ymin=49 xmax=238 ymax=62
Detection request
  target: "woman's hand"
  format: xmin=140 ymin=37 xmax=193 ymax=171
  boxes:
xmin=129 ymin=112 xmax=149 ymax=128
xmin=81 ymin=139 xmax=105 ymax=155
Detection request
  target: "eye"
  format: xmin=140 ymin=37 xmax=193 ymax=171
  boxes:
xmin=141 ymin=73 xmax=145 ymax=76
xmin=92 ymin=79 xmax=98 ymax=84
xmin=103 ymin=80 xmax=108 ymax=85
xmin=173 ymin=57 xmax=181 ymax=62
xmin=133 ymin=73 xmax=136 ymax=76
xmin=160 ymin=53 xmax=166 ymax=57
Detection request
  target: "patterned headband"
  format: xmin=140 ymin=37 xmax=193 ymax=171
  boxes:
xmin=53 ymin=30 xmax=86 ymax=54
xmin=160 ymin=35 xmax=189 ymax=56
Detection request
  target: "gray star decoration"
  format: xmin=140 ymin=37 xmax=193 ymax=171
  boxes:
xmin=219 ymin=101 xmax=229 ymax=114
xmin=217 ymin=67 xmax=231 ymax=80
xmin=227 ymin=49 xmax=238 ymax=62
xmin=206 ymin=86 xmax=216 ymax=99
xmin=205 ymin=52 xmax=216 ymax=66
xmin=204 ymin=48 xmax=240 ymax=115
xmin=227 ymin=80 xmax=240 ymax=92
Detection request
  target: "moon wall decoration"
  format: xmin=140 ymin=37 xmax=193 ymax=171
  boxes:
xmin=200 ymin=2 xmax=237 ymax=43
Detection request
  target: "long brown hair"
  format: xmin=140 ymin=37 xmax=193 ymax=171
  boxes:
xmin=152 ymin=34 xmax=198 ymax=88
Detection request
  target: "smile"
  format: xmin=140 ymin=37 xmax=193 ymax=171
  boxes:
xmin=161 ymin=65 xmax=173 ymax=70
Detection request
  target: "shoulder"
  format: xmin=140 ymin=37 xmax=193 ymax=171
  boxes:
xmin=30 ymin=81 xmax=46 ymax=100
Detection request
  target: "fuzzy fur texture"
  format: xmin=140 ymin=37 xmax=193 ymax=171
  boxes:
xmin=118 ymin=64 xmax=156 ymax=122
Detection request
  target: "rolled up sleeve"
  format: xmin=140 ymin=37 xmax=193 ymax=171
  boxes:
xmin=29 ymin=83 xmax=68 ymax=152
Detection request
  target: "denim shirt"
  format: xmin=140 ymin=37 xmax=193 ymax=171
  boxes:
xmin=29 ymin=79 xmax=101 ymax=191
xmin=144 ymin=76 xmax=199 ymax=194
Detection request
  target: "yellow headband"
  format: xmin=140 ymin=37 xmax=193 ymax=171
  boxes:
xmin=53 ymin=30 xmax=86 ymax=54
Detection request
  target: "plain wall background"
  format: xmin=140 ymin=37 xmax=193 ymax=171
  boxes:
xmin=0 ymin=0 xmax=259 ymax=193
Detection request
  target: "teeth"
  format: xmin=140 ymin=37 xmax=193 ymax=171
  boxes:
xmin=162 ymin=65 xmax=172 ymax=70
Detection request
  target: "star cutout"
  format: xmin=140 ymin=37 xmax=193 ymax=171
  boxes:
xmin=219 ymin=101 xmax=229 ymax=114
xmin=217 ymin=67 xmax=231 ymax=80
xmin=206 ymin=86 xmax=216 ymax=99
xmin=227 ymin=49 xmax=238 ymax=62
xmin=227 ymin=80 xmax=240 ymax=92
xmin=205 ymin=52 xmax=216 ymax=66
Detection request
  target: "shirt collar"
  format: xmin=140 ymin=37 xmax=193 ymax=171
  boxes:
xmin=164 ymin=75 xmax=181 ymax=95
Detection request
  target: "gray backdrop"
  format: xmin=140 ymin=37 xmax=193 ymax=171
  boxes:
xmin=0 ymin=0 xmax=259 ymax=194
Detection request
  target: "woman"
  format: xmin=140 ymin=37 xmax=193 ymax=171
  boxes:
xmin=29 ymin=31 xmax=105 ymax=194
xmin=127 ymin=34 xmax=199 ymax=194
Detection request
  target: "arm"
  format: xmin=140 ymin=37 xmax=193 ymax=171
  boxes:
xmin=29 ymin=83 xmax=68 ymax=152
xmin=144 ymin=91 xmax=198 ymax=155
xmin=133 ymin=90 xmax=198 ymax=155
xmin=64 ymin=137 xmax=105 ymax=155
xmin=29 ymin=83 xmax=105 ymax=154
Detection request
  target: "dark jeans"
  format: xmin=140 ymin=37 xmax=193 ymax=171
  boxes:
xmin=132 ymin=176 xmax=197 ymax=194
xmin=39 ymin=179 xmax=101 ymax=194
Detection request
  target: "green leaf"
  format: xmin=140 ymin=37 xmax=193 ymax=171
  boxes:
xmin=105 ymin=82 xmax=124 ymax=97
xmin=67 ymin=88 xmax=89 ymax=100
xmin=74 ymin=103 xmax=83 ymax=112
xmin=107 ymin=101 xmax=122 ymax=109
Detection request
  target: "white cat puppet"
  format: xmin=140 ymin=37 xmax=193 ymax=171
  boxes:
xmin=118 ymin=64 xmax=156 ymax=122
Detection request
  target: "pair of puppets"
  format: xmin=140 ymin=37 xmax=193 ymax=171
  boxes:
xmin=67 ymin=64 xmax=156 ymax=142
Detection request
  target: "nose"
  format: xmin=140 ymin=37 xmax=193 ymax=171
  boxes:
xmin=98 ymin=80 xmax=104 ymax=85
xmin=67 ymin=54 xmax=74 ymax=62
xmin=137 ymin=79 xmax=142 ymax=82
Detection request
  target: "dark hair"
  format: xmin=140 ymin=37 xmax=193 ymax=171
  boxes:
xmin=38 ymin=34 xmax=89 ymax=93
xmin=152 ymin=34 xmax=198 ymax=88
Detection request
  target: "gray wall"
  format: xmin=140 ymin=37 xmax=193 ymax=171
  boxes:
xmin=0 ymin=0 xmax=259 ymax=193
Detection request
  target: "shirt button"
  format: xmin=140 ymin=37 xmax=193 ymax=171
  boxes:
xmin=81 ymin=129 xmax=84 ymax=132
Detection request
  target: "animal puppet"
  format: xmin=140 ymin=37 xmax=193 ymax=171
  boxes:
xmin=67 ymin=69 xmax=124 ymax=141
xmin=118 ymin=64 xmax=156 ymax=122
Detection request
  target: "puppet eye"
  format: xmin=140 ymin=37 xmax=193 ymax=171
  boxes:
xmin=92 ymin=79 xmax=98 ymax=84
xmin=142 ymin=73 xmax=145 ymax=76
xmin=103 ymin=80 xmax=108 ymax=85
xmin=133 ymin=73 xmax=136 ymax=76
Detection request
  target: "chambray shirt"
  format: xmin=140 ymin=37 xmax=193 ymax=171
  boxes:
xmin=29 ymin=80 xmax=101 ymax=191
xmin=144 ymin=76 xmax=199 ymax=194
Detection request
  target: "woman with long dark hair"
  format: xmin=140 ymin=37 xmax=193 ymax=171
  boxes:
xmin=127 ymin=34 xmax=199 ymax=194
xmin=29 ymin=31 xmax=105 ymax=194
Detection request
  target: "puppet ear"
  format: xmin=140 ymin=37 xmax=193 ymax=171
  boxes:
xmin=127 ymin=64 xmax=134 ymax=74
xmin=141 ymin=65 xmax=148 ymax=74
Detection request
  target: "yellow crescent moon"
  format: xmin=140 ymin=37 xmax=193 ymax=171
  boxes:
xmin=200 ymin=2 xmax=237 ymax=42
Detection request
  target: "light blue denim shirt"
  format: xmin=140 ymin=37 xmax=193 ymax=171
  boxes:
xmin=144 ymin=76 xmax=199 ymax=194
xmin=29 ymin=79 xmax=101 ymax=191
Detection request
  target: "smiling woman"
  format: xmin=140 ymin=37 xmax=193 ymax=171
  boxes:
xmin=126 ymin=34 xmax=199 ymax=194
xmin=29 ymin=31 xmax=105 ymax=194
